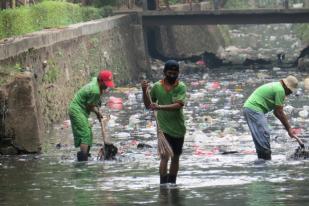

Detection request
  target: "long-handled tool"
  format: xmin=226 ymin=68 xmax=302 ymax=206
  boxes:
xmin=146 ymin=87 xmax=174 ymax=158
xmin=291 ymin=136 xmax=309 ymax=160
xmin=97 ymin=115 xmax=118 ymax=160
xmin=294 ymin=136 xmax=305 ymax=148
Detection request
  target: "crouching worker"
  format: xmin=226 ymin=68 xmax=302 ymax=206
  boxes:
xmin=243 ymin=75 xmax=298 ymax=160
xmin=68 ymin=70 xmax=115 ymax=161
xmin=142 ymin=60 xmax=187 ymax=184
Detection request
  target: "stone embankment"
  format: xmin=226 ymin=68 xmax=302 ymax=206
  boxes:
xmin=0 ymin=14 xmax=150 ymax=154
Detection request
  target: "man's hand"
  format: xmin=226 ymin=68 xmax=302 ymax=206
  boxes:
xmin=288 ymin=128 xmax=298 ymax=139
xmin=288 ymin=128 xmax=305 ymax=148
xmin=149 ymin=103 xmax=160 ymax=110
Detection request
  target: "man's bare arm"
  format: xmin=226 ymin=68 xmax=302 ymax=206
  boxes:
xmin=274 ymin=105 xmax=297 ymax=138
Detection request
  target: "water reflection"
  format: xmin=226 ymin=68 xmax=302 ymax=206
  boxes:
xmin=159 ymin=187 xmax=185 ymax=206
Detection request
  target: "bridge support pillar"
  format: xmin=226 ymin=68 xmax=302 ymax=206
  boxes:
xmin=144 ymin=0 xmax=156 ymax=10
xmin=283 ymin=0 xmax=289 ymax=9
xmin=213 ymin=0 xmax=219 ymax=10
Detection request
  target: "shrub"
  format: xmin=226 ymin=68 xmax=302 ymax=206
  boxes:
xmin=0 ymin=7 xmax=34 ymax=38
xmin=81 ymin=6 xmax=102 ymax=21
xmin=0 ymin=1 xmax=105 ymax=40
xmin=100 ymin=6 xmax=113 ymax=17
xmin=93 ymin=0 xmax=121 ymax=7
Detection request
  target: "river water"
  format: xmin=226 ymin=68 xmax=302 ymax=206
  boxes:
xmin=1 ymin=66 xmax=309 ymax=205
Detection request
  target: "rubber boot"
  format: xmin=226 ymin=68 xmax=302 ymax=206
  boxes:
xmin=77 ymin=151 xmax=88 ymax=161
xmin=160 ymin=174 xmax=169 ymax=184
xmin=257 ymin=151 xmax=271 ymax=160
xmin=168 ymin=174 xmax=177 ymax=184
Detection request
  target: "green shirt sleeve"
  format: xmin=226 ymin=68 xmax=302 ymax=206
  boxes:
xmin=172 ymin=83 xmax=186 ymax=105
xmin=274 ymin=88 xmax=285 ymax=106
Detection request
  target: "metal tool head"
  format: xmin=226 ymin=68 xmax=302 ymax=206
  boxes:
xmin=97 ymin=144 xmax=118 ymax=161
xmin=104 ymin=144 xmax=118 ymax=160
xmin=291 ymin=145 xmax=309 ymax=160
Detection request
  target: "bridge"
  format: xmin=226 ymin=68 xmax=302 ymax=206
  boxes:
xmin=141 ymin=9 xmax=309 ymax=26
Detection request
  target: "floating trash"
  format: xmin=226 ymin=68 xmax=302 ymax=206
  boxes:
xmin=108 ymin=96 xmax=123 ymax=110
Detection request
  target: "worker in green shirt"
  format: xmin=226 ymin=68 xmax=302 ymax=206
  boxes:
xmin=68 ymin=70 xmax=115 ymax=161
xmin=243 ymin=75 xmax=299 ymax=160
xmin=142 ymin=60 xmax=187 ymax=184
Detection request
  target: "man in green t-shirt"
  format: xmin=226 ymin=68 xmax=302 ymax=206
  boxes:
xmin=243 ymin=75 xmax=299 ymax=160
xmin=68 ymin=70 xmax=115 ymax=161
xmin=142 ymin=60 xmax=187 ymax=184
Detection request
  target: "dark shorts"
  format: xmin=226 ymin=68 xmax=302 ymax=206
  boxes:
xmin=164 ymin=133 xmax=184 ymax=156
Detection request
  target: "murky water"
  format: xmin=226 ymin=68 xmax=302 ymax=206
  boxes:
xmin=1 ymin=66 xmax=309 ymax=205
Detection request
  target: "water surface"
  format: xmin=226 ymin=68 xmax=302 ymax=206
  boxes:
xmin=1 ymin=67 xmax=309 ymax=205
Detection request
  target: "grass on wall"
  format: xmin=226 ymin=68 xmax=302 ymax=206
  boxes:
xmin=294 ymin=24 xmax=309 ymax=44
xmin=0 ymin=1 xmax=112 ymax=40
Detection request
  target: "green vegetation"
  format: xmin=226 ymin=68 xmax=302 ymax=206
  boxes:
xmin=43 ymin=60 xmax=59 ymax=83
xmin=218 ymin=25 xmax=232 ymax=45
xmin=294 ymin=24 xmax=309 ymax=44
xmin=224 ymin=0 xmax=250 ymax=9
xmin=0 ymin=63 xmax=18 ymax=85
xmin=0 ymin=1 xmax=112 ymax=40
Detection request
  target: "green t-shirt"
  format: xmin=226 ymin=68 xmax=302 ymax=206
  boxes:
xmin=244 ymin=82 xmax=285 ymax=113
xmin=69 ymin=77 xmax=101 ymax=116
xmin=151 ymin=80 xmax=186 ymax=137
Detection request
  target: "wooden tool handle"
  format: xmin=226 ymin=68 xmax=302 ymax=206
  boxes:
xmin=100 ymin=117 xmax=112 ymax=145
xmin=294 ymin=136 xmax=305 ymax=148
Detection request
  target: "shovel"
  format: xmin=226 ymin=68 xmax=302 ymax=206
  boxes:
xmin=97 ymin=116 xmax=118 ymax=160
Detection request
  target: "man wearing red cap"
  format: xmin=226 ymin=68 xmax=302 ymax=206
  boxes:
xmin=68 ymin=70 xmax=115 ymax=161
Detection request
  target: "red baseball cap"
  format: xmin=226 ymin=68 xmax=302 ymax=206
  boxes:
xmin=98 ymin=70 xmax=115 ymax=88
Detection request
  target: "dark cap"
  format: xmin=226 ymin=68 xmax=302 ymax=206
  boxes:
xmin=164 ymin=60 xmax=179 ymax=73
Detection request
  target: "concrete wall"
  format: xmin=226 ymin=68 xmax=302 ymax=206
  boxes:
xmin=0 ymin=14 xmax=150 ymax=153
xmin=154 ymin=24 xmax=225 ymax=59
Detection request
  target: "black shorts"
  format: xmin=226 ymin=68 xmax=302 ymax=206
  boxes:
xmin=163 ymin=133 xmax=184 ymax=156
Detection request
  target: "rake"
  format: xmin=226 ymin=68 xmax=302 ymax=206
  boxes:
xmin=290 ymin=136 xmax=309 ymax=160
xmin=146 ymin=87 xmax=174 ymax=158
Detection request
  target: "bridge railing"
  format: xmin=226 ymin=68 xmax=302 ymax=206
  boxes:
xmin=215 ymin=0 xmax=308 ymax=10
xmin=113 ymin=0 xmax=309 ymax=11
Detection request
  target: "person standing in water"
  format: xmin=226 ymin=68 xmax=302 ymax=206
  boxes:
xmin=68 ymin=70 xmax=115 ymax=161
xmin=142 ymin=60 xmax=187 ymax=184
xmin=243 ymin=75 xmax=299 ymax=160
